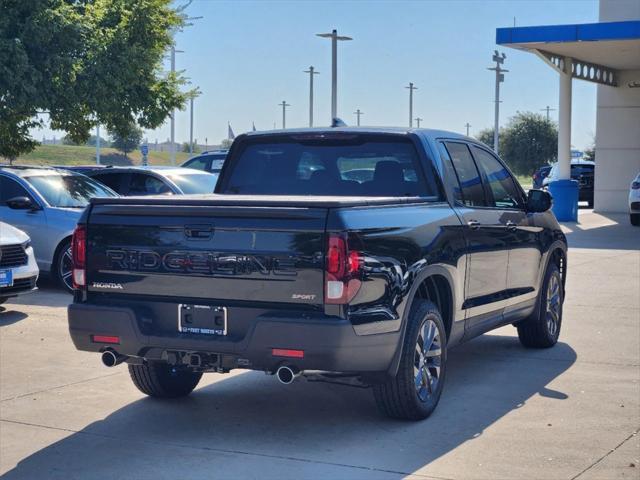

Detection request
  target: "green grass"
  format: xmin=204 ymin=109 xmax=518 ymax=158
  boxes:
xmin=13 ymin=144 xmax=190 ymax=167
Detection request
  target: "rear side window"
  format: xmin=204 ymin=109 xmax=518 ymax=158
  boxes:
xmin=91 ymin=173 xmax=125 ymax=193
xmin=470 ymin=146 xmax=523 ymax=209
xmin=220 ymin=136 xmax=438 ymax=198
xmin=443 ymin=142 xmax=487 ymax=207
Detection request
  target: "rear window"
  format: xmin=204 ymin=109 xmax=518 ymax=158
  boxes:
xmin=219 ymin=135 xmax=438 ymax=197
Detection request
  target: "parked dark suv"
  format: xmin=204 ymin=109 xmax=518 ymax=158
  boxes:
xmin=68 ymin=128 xmax=567 ymax=421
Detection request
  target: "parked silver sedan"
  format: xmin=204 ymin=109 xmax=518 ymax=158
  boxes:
xmin=0 ymin=166 xmax=117 ymax=292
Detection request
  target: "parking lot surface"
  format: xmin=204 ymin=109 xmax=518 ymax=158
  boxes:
xmin=1 ymin=211 xmax=638 ymax=480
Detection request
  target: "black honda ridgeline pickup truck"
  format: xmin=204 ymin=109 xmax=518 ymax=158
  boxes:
xmin=68 ymin=128 xmax=567 ymax=420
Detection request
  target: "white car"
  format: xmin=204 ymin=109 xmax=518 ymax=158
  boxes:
xmin=0 ymin=222 xmax=39 ymax=304
xmin=630 ymin=172 xmax=640 ymax=226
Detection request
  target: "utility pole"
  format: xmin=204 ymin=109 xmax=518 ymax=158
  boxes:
xmin=415 ymin=117 xmax=423 ymax=128
xmin=279 ymin=101 xmax=290 ymax=129
xmin=316 ymin=29 xmax=352 ymax=121
xmin=96 ymin=124 xmax=101 ymax=165
xmin=304 ymin=66 xmax=320 ymax=127
xmin=487 ymin=50 xmax=508 ymax=153
xmin=354 ymin=109 xmax=364 ymax=126
xmin=541 ymin=105 xmax=556 ymax=122
xmin=189 ymin=96 xmax=194 ymax=154
xmin=405 ymin=83 xmax=417 ymax=128
xmin=464 ymin=122 xmax=471 ymax=136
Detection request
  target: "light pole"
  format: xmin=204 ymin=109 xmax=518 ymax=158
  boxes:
xmin=405 ymin=83 xmax=417 ymax=128
xmin=354 ymin=109 xmax=364 ymax=126
xmin=188 ymin=87 xmax=201 ymax=155
xmin=304 ymin=66 xmax=320 ymax=127
xmin=279 ymin=101 xmax=290 ymax=129
xmin=415 ymin=117 xmax=423 ymax=128
xmin=96 ymin=124 xmax=101 ymax=165
xmin=487 ymin=50 xmax=508 ymax=153
xmin=316 ymin=29 xmax=352 ymax=121
xmin=465 ymin=122 xmax=471 ymax=136
xmin=541 ymin=105 xmax=556 ymax=122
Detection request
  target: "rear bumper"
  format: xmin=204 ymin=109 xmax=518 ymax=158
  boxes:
xmin=68 ymin=302 xmax=401 ymax=374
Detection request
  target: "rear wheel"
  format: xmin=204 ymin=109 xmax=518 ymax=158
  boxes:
xmin=129 ymin=361 xmax=202 ymax=398
xmin=631 ymin=213 xmax=640 ymax=226
xmin=373 ymin=300 xmax=447 ymax=420
xmin=55 ymin=240 xmax=73 ymax=293
xmin=517 ymin=263 xmax=563 ymax=348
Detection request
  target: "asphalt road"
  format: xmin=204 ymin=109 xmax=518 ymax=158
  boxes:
xmin=1 ymin=211 xmax=638 ymax=479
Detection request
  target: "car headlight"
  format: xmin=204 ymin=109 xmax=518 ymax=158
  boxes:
xmin=22 ymin=240 xmax=32 ymax=250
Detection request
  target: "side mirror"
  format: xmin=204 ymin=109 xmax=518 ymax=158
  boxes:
xmin=6 ymin=196 xmax=38 ymax=210
xmin=527 ymin=189 xmax=552 ymax=213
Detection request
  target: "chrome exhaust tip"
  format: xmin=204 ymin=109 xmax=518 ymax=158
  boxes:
xmin=101 ymin=350 xmax=126 ymax=368
xmin=276 ymin=365 xmax=300 ymax=385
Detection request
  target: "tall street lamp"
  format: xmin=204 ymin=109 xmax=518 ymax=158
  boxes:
xmin=316 ymin=29 xmax=352 ymax=121
xmin=487 ymin=50 xmax=508 ymax=153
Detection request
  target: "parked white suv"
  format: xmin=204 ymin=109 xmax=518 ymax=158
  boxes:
xmin=0 ymin=222 xmax=39 ymax=304
xmin=630 ymin=172 xmax=640 ymax=226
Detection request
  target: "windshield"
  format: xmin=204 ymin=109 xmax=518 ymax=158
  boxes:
xmin=167 ymin=173 xmax=218 ymax=194
xmin=25 ymin=173 xmax=117 ymax=207
xmin=220 ymin=136 xmax=438 ymax=197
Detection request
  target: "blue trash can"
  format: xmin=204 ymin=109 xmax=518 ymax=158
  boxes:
xmin=548 ymin=179 xmax=579 ymax=222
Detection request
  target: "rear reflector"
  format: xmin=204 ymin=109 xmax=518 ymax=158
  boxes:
xmin=272 ymin=348 xmax=304 ymax=359
xmin=92 ymin=335 xmax=120 ymax=344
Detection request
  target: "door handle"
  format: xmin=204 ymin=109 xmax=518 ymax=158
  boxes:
xmin=467 ymin=220 xmax=480 ymax=230
xmin=506 ymin=221 xmax=517 ymax=231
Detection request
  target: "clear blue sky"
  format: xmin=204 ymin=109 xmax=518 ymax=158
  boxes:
xmin=37 ymin=0 xmax=600 ymax=150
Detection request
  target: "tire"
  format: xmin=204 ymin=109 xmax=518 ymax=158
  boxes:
xmin=0 ymin=298 xmax=7 ymax=305
xmin=129 ymin=361 xmax=203 ymax=398
xmin=587 ymin=199 xmax=594 ymax=209
xmin=631 ymin=213 xmax=640 ymax=226
xmin=373 ymin=300 xmax=447 ymax=420
xmin=517 ymin=263 xmax=563 ymax=348
xmin=54 ymin=239 xmax=73 ymax=293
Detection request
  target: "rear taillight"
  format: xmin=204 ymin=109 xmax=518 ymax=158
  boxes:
xmin=71 ymin=225 xmax=86 ymax=289
xmin=632 ymin=181 xmax=640 ymax=190
xmin=325 ymin=234 xmax=362 ymax=304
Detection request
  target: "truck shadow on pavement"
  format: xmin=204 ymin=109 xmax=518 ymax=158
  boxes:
xmin=4 ymin=335 xmax=576 ymax=479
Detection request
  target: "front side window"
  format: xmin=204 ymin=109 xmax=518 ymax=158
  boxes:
xmin=443 ymin=142 xmax=487 ymax=207
xmin=24 ymin=174 xmax=116 ymax=207
xmin=220 ymin=135 xmax=438 ymax=198
xmin=166 ymin=173 xmax=218 ymax=194
xmin=183 ymin=158 xmax=209 ymax=171
xmin=0 ymin=176 xmax=35 ymax=205
xmin=470 ymin=146 xmax=523 ymax=209
xmin=91 ymin=173 xmax=125 ymax=193
xmin=128 ymin=174 xmax=172 ymax=195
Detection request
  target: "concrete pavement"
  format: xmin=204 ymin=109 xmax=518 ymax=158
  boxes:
xmin=1 ymin=211 xmax=638 ymax=479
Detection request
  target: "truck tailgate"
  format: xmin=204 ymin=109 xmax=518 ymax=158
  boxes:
xmin=86 ymin=202 xmax=327 ymax=306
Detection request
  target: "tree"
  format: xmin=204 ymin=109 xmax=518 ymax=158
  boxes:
xmin=0 ymin=0 xmax=191 ymax=161
xmin=110 ymin=123 xmax=143 ymax=158
xmin=220 ymin=139 xmax=233 ymax=149
xmin=476 ymin=112 xmax=557 ymax=175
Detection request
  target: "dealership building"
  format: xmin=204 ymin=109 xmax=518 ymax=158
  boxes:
xmin=497 ymin=0 xmax=639 ymax=219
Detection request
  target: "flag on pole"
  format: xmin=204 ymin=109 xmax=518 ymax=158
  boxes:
xmin=228 ymin=123 xmax=235 ymax=140
xmin=252 ymin=122 xmax=256 ymax=132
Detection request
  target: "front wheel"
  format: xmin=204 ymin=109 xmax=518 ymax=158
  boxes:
xmin=373 ymin=300 xmax=447 ymax=420
xmin=517 ymin=263 xmax=563 ymax=348
xmin=631 ymin=213 xmax=640 ymax=226
xmin=129 ymin=361 xmax=203 ymax=398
